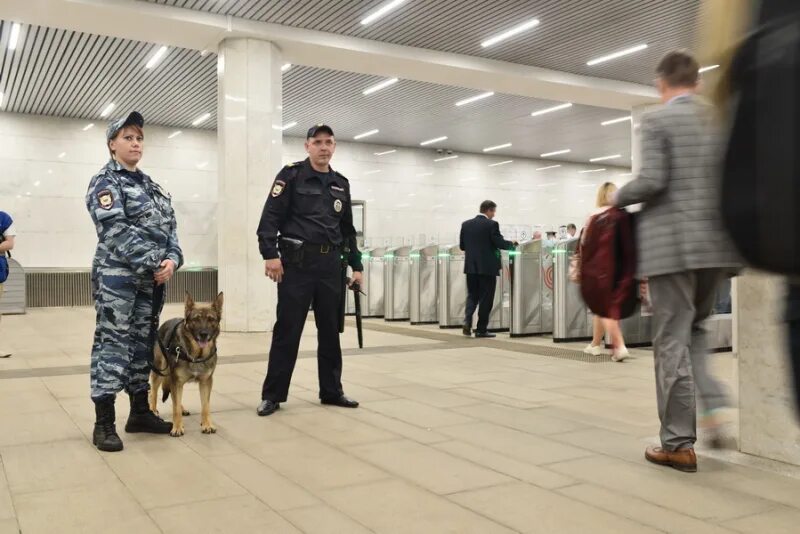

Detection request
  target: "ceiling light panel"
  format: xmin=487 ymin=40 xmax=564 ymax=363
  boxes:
xmin=587 ymin=44 xmax=648 ymax=66
xmin=455 ymin=91 xmax=494 ymax=107
xmin=481 ymin=18 xmax=540 ymax=48
xmin=354 ymin=129 xmax=379 ymax=140
xmin=361 ymin=0 xmax=407 ymax=25
xmin=363 ymin=77 xmax=399 ymax=95
xmin=420 ymin=136 xmax=448 ymax=146
xmin=540 ymin=149 xmax=571 ymax=158
xmin=530 ymin=102 xmax=572 ymax=117
xmin=483 ymin=143 xmax=512 ymax=152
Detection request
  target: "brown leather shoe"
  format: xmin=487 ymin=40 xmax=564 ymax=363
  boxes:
xmin=645 ymin=446 xmax=697 ymax=473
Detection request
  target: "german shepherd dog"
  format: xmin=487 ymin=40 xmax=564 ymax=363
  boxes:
xmin=149 ymin=292 xmax=223 ymax=437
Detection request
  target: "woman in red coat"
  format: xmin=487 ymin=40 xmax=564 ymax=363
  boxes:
xmin=582 ymin=182 xmax=630 ymax=362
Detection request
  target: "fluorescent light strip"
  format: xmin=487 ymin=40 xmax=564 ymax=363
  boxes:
xmin=281 ymin=63 xmax=292 ymax=72
xmin=364 ymin=170 xmax=382 ymax=175
xmin=82 ymin=123 xmax=94 ymax=131
xmin=197 ymin=161 xmax=209 ymax=169
xmin=535 ymin=164 xmax=561 ymax=171
xmin=455 ymin=91 xmax=494 ymax=107
xmin=601 ymin=115 xmax=632 ymax=126
xmin=589 ymin=154 xmax=621 ymax=162
xmin=699 ymin=64 xmax=720 ymax=73
xmin=481 ymin=18 xmax=540 ymax=48
xmin=58 ymin=152 xmax=66 ymax=158
xmin=434 ymin=155 xmax=458 ymax=162
xmin=363 ymin=78 xmax=398 ymax=95
xmin=361 ymin=0 xmax=406 ymax=25
xmin=489 ymin=160 xmax=513 ymax=167
xmin=192 ymin=112 xmax=211 ymax=126
xmin=540 ymin=149 xmax=570 ymax=158
xmin=145 ymin=46 xmax=168 ymax=69
xmin=483 ymin=143 xmax=512 ymax=152
xmin=168 ymin=130 xmax=182 ymax=139
xmin=618 ymin=172 xmax=633 ymax=176
xmin=100 ymin=103 xmax=116 ymax=118
xmin=374 ymin=149 xmax=397 ymax=156
xmin=273 ymin=121 xmax=297 ymax=131
xmin=530 ymin=102 xmax=572 ymax=117
xmin=8 ymin=23 xmax=21 ymax=51
xmin=499 ymin=181 xmax=518 ymax=185
xmin=587 ymin=43 xmax=648 ymax=66
xmin=354 ymin=129 xmax=379 ymax=140
xmin=420 ymin=136 xmax=447 ymax=146
xmin=579 ymin=168 xmax=607 ymax=173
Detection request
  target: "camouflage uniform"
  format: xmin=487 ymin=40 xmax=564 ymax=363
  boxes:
xmin=86 ymin=159 xmax=183 ymax=400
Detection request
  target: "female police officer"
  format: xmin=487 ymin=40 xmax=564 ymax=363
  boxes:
xmin=86 ymin=111 xmax=183 ymax=452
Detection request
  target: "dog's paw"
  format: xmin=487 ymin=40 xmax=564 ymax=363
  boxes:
xmin=201 ymin=422 xmax=217 ymax=434
xmin=170 ymin=425 xmax=185 ymax=437
xmin=182 ymin=409 xmax=191 ymax=416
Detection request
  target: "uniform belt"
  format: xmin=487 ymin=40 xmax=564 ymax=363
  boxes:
xmin=304 ymin=243 xmax=340 ymax=254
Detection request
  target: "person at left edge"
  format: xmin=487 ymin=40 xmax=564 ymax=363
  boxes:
xmin=256 ymin=124 xmax=362 ymax=417
xmin=86 ymin=111 xmax=183 ymax=452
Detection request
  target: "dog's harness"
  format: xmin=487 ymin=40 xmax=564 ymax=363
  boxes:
xmin=152 ymin=317 xmax=217 ymax=376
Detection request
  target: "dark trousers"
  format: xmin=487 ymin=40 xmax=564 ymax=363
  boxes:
xmin=465 ymin=273 xmax=497 ymax=333
xmin=261 ymin=251 xmax=344 ymax=403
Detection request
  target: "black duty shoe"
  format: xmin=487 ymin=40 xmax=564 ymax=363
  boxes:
xmin=474 ymin=331 xmax=497 ymax=338
xmin=125 ymin=390 xmax=172 ymax=434
xmin=257 ymin=399 xmax=281 ymax=416
xmin=321 ymin=395 xmax=359 ymax=408
xmin=93 ymin=396 xmax=123 ymax=452
xmin=462 ymin=323 xmax=472 ymax=337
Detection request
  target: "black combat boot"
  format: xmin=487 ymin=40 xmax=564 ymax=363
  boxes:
xmin=93 ymin=396 xmax=124 ymax=452
xmin=124 ymin=390 xmax=172 ymax=434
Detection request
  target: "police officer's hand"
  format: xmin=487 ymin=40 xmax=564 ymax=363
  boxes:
xmin=265 ymin=259 xmax=284 ymax=283
xmin=349 ymin=271 xmax=363 ymax=288
xmin=154 ymin=260 xmax=176 ymax=285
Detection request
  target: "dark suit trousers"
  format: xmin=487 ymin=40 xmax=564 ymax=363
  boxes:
xmin=465 ymin=274 xmax=497 ymax=333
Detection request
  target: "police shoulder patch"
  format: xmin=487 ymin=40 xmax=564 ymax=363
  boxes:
xmin=271 ymin=180 xmax=286 ymax=198
xmin=97 ymin=189 xmax=114 ymax=210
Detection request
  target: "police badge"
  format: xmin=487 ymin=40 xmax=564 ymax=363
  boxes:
xmin=271 ymin=180 xmax=285 ymax=197
xmin=97 ymin=189 xmax=114 ymax=210
xmin=334 ymin=199 xmax=343 ymax=213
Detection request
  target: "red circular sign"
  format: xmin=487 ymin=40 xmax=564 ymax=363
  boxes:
xmin=544 ymin=265 xmax=554 ymax=289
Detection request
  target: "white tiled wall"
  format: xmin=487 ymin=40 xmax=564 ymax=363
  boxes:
xmin=0 ymin=112 xmax=630 ymax=268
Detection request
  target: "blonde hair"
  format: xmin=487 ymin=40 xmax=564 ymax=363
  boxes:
xmin=108 ymin=124 xmax=144 ymax=157
xmin=596 ymin=182 xmax=618 ymax=207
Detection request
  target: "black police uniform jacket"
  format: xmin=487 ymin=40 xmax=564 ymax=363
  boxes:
xmin=257 ymin=158 xmax=363 ymax=271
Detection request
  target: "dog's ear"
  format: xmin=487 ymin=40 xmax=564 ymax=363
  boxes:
xmin=213 ymin=292 xmax=224 ymax=316
xmin=185 ymin=291 xmax=195 ymax=314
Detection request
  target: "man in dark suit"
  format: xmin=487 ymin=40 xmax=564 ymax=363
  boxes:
xmin=459 ymin=200 xmax=516 ymax=338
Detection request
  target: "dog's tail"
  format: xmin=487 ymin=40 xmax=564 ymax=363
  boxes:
xmin=161 ymin=382 xmax=171 ymax=403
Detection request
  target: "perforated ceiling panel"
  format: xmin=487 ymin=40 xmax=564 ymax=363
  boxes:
xmin=143 ymin=0 xmax=700 ymax=85
xmin=0 ymin=19 xmax=632 ymax=165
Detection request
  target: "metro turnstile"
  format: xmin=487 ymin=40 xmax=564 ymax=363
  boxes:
xmin=410 ymin=245 xmax=439 ymax=324
xmin=553 ymin=238 xmax=593 ymax=342
xmin=384 ymin=245 xmax=411 ymax=321
xmin=346 ymin=247 xmax=386 ymax=318
xmin=437 ymin=245 xmax=466 ymax=328
xmin=509 ymin=239 xmax=554 ymax=337
xmin=485 ymin=251 xmax=511 ymax=332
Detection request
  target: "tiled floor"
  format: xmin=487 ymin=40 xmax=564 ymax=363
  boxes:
xmin=1 ymin=305 xmax=799 ymax=533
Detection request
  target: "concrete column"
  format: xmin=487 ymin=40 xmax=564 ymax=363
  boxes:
xmin=217 ymin=38 xmax=282 ymax=332
xmin=736 ymin=273 xmax=800 ymax=466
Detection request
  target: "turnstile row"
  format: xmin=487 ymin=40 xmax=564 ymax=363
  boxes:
xmin=349 ymin=239 xmax=731 ymax=351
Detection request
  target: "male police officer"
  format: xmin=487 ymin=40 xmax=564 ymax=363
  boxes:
xmin=86 ymin=111 xmax=182 ymax=451
xmin=257 ymin=124 xmax=362 ymax=416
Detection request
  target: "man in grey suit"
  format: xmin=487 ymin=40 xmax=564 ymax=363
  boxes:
xmin=615 ymin=50 xmax=740 ymax=473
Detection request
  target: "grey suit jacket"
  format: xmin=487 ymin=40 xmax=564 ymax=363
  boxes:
xmin=616 ymin=96 xmax=740 ymax=278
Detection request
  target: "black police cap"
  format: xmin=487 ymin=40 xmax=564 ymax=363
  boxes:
xmin=307 ymin=124 xmax=334 ymax=138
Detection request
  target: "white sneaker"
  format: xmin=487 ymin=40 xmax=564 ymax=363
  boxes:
xmin=583 ymin=344 xmax=604 ymax=356
xmin=611 ymin=347 xmax=630 ymax=362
